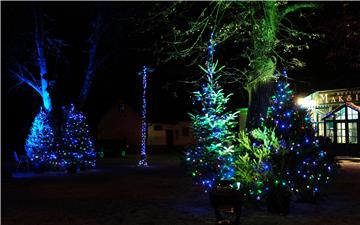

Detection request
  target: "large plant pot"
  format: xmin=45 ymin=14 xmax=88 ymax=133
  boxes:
xmin=209 ymin=180 xmax=242 ymax=224
xmin=266 ymin=186 xmax=291 ymax=215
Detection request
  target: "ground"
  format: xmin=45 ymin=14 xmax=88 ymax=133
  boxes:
xmin=3 ymin=154 xmax=360 ymax=225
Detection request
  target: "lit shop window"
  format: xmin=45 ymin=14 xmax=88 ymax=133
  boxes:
xmin=349 ymin=122 xmax=358 ymax=144
xmin=348 ymin=107 xmax=359 ymax=120
xmin=325 ymin=121 xmax=334 ymax=143
xmin=336 ymin=122 xmax=346 ymax=144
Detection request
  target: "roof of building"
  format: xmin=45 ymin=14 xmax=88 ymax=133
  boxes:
xmin=322 ymin=102 xmax=360 ymax=120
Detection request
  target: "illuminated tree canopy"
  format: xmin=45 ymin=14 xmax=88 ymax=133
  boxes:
xmin=149 ymin=1 xmax=319 ymax=129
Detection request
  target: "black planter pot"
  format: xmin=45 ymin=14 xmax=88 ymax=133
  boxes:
xmin=209 ymin=180 xmax=243 ymax=224
xmin=266 ymin=186 xmax=291 ymax=215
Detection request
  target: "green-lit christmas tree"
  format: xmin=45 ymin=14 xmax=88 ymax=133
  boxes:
xmin=61 ymin=104 xmax=96 ymax=172
xmin=25 ymin=107 xmax=56 ymax=170
xmin=186 ymin=33 xmax=238 ymax=191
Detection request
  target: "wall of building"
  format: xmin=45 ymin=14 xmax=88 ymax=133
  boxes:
xmin=97 ymin=102 xmax=141 ymax=147
xmin=148 ymin=121 xmax=194 ymax=147
xmin=98 ymin=102 xmax=194 ymax=150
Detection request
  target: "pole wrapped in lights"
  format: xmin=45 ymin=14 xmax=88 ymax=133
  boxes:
xmin=138 ymin=65 xmax=154 ymax=167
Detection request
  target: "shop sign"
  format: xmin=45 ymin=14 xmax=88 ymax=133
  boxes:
xmin=315 ymin=89 xmax=360 ymax=106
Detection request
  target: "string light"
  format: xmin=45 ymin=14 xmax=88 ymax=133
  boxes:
xmin=25 ymin=107 xmax=55 ymax=168
xmin=263 ymin=74 xmax=337 ymax=200
xmin=61 ymin=104 xmax=96 ymax=169
xmin=186 ymin=32 xmax=237 ymax=191
xmin=138 ymin=65 xmax=154 ymax=167
xmin=25 ymin=104 xmax=96 ymax=171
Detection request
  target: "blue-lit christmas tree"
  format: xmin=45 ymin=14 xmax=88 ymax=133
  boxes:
xmin=25 ymin=108 xmax=56 ymax=170
xmin=186 ymin=33 xmax=238 ymax=191
xmin=265 ymin=71 xmax=336 ymax=207
xmin=61 ymin=104 xmax=96 ymax=172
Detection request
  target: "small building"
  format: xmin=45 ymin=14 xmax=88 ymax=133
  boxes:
xmin=97 ymin=101 xmax=142 ymax=151
xmin=298 ymin=87 xmax=360 ymax=155
xmin=148 ymin=121 xmax=194 ymax=148
xmin=97 ymin=101 xmax=194 ymax=154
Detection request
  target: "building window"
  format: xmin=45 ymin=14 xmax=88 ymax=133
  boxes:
xmin=182 ymin=127 xmax=189 ymax=136
xmin=325 ymin=121 xmax=334 ymax=143
xmin=336 ymin=122 xmax=346 ymax=144
xmin=348 ymin=108 xmax=359 ymax=120
xmin=349 ymin=122 xmax=358 ymax=144
xmin=318 ymin=122 xmax=324 ymax=136
xmin=335 ymin=107 xmax=346 ymax=120
xmin=154 ymin=125 xmax=163 ymax=131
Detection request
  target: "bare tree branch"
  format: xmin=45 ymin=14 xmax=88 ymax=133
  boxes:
xmin=10 ymin=66 xmax=42 ymax=96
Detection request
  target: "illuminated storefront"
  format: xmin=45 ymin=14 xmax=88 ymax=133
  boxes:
xmin=238 ymin=87 xmax=360 ymax=154
xmin=299 ymin=87 xmax=360 ymax=147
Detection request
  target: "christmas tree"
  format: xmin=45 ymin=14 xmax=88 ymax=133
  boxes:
xmin=25 ymin=108 xmax=56 ymax=169
xmin=264 ymin=71 xmax=336 ymax=204
xmin=61 ymin=104 xmax=96 ymax=170
xmin=186 ymin=33 xmax=238 ymax=191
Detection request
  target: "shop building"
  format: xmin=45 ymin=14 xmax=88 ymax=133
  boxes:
xmin=238 ymin=87 xmax=360 ymax=155
xmin=298 ymin=88 xmax=360 ymax=154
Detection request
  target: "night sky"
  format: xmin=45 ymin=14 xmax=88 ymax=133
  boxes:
xmin=3 ymin=2 xmax=360 ymax=153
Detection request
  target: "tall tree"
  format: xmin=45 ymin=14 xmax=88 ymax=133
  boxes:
xmin=10 ymin=5 xmax=103 ymax=112
xmin=77 ymin=8 xmax=103 ymax=109
xmin=10 ymin=7 xmax=55 ymax=112
xmin=149 ymin=1 xmax=318 ymax=130
xmin=8 ymin=4 xmax=103 ymax=171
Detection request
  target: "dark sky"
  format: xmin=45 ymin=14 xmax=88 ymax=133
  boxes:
xmin=3 ymin=1 xmax=360 ymax=151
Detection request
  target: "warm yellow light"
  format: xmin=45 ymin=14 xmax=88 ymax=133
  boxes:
xmin=297 ymin=97 xmax=316 ymax=108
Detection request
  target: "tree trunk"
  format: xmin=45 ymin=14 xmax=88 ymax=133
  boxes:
xmin=33 ymin=7 xmax=52 ymax=112
xmin=78 ymin=11 xmax=102 ymax=109
xmin=245 ymin=81 xmax=273 ymax=130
